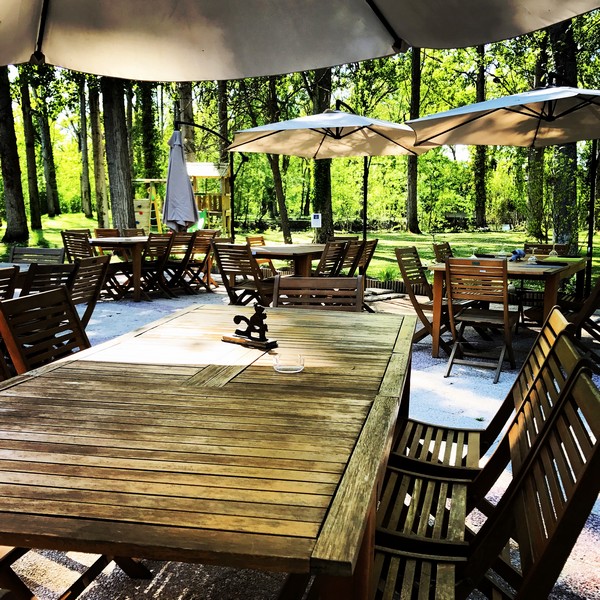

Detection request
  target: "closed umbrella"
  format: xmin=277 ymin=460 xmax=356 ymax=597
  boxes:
xmin=406 ymin=85 xmax=600 ymax=292
xmin=228 ymin=109 xmax=431 ymax=239
xmin=1 ymin=0 xmax=599 ymax=81
xmin=163 ymin=130 xmax=198 ymax=232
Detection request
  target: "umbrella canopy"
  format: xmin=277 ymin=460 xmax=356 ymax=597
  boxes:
xmin=407 ymin=86 xmax=600 ymax=148
xmin=228 ymin=110 xmax=430 ymax=159
xmin=1 ymin=0 xmax=599 ymax=81
xmin=163 ymin=131 xmax=198 ymax=232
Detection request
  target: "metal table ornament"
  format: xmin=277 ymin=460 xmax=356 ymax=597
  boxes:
xmin=222 ymin=305 xmax=278 ymax=350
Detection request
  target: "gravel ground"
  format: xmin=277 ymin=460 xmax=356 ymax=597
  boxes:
xmin=8 ymin=289 xmax=600 ymax=599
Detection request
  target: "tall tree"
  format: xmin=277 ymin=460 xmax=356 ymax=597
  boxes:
xmin=89 ymin=80 xmax=109 ymax=227
xmin=178 ymin=82 xmax=197 ymax=162
xmin=138 ymin=81 xmax=161 ymax=179
xmin=101 ymin=76 xmax=134 ymax=229
xmin=78 ymin=75 xmax=93 ymax=218
xmin=473 ymin=45 xmax=487 ymax=228
xmin=32 ymin=66 xmax=60 ymax=216
xmin=406 ymin=47 xmax=422 ymax=234
xmin=309 ymin=68 xmax=333 ymax=242
xmin=549 ymin=21 xmax=579 ymax=251
xmin=18 ymin=66 xmax=42 ymax=230
xmin=0 ymin=66 xmax=29 ymax=243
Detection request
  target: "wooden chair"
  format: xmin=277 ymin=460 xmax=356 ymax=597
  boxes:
xmin=61 ymin=230 xmax=96 ymax=262
xmin=356 ymin=238 xmax=378 ymax=275
xmin=432 ymin=240 xmax=453 ymax=262
xmin=523 ymin=241 xmax=570 ymax=256
xmin=69 ymin=255 xmax=111 ymax=327
xmin=0 ymin=286 xmax=90 ymax=375
xmin=0 ymin=266 xmax=19 ymax=301
xmin=178 ymin=229 xmax=220 ymax=292
xmin=395 ymin=246 xmax=457 ymax=355
xmin=93 ymin=227 xmax=124 ymax=257
xmin=313 ymin=239 xmax=348 ymax=277
xmin=163 ymin=231 xmax=197 ymax=295
xmin=19 ymin=262 xmax=77 ymax=295
xmin=373 ymin=351 xmax=599 ymax=600
xmin=8 ymin=246 xmax=65 ymax=264
xmin=118 ymin=233 xmax=175 ymax=300
xmin=272 ymin=275 xmax=364 ymax=311
xmin=391 ymin=305 xmax=570 ymax=471
xmin=338 ymin=239 xmax=364 ymax=276
xmin=211 ymin=242 xmax=275 ymax=306
xmin=445 ymin=257 xmax=519 ymax=383
xmin=246 ymin=235 xmax=277 ymax=275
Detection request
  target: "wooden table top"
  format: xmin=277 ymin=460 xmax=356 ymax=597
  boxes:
xmin=252 ymin=244 xmax=325 ymax=259
xmin=89 ymin=236 xmax=148 ymax=245
xmin=0 ymin=305 xmax=415 ymax=579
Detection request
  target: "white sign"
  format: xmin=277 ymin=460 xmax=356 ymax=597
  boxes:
xmin=311 ymin=213 xmax=322 ymax=228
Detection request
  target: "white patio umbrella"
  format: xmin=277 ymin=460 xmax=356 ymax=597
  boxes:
xmin=1 ymin=0 xmax=599 ymax=81
xmin=406 ymin=86 xmax=600 ymax=148
xmin=228 ymin=110 xmax=430 ymax=159
xmin=228 ymin=109 xmax=432 ymax=239
xmin=406 ymin=85 xmax=600 ymax=292
xmin=163 ymin=130 xmax=198 ymax=232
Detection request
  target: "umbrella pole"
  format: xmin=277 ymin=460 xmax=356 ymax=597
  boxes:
xmin=586 ymin=139 xmax=598 ymax=296
xmin=362 ymin=156 xmax=368 ymax=241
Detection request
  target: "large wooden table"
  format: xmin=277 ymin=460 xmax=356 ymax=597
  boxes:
xmin=0 ymin=305 xmax=415 ymax=599
xmin=89 ymin=236 xmax=148 ymax=301
xmin=252 ymin=244 xmax=325 ymax=276
xmin=429 ymin=256 xmax=587 ymax=357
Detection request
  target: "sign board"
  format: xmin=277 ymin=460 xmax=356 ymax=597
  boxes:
xmin=311 ymin=213 xmax=322 ymax=228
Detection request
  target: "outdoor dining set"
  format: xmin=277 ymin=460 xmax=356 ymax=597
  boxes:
xmin=0 ymin=228 xmax=598 ymax=600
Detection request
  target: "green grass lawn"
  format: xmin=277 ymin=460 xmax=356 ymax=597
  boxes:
xmin=2 ymin=212 xmax=598 ymax=281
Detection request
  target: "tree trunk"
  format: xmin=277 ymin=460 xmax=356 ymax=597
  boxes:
xmin=311 ymin=68 xmax=333 ymax=242
xmin=79 ymin=77 xmax=93 ymax=218
xmin=178 ymin=82 xmax=196 ymax=162
xmin=406 ymin=47 xmax=421 ymax=234
xmin=527 ymin=38 xmax=548 ymax=241
xmin=218 ymin=80 xmax=229 ymax=163
xmin=550 ymin=21 xmax=579 ymax=252
xmin=474 ymin=45 xmax=487 ymax=228
xmin=0 ymin=66 xmax=29 ymax=243
xmin=139 ymin=82 xmax=160 ymax=179
xmin=18 ymin=67 xmax=42 ymax=230
xmin=89 ymin=82 xmax=109 ymax=228
xmin=101 ymin=77 xmax=134 ymax=230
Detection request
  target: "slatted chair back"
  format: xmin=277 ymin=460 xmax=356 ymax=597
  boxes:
xmin=211 ymin=242 xmax=274 ymax=305
xmin=432 ymin=241 xmax=453 ymax=262
xmin=246 ymin=235 xmax=277 ymax=275
xmin=93 ymin=228 xmax=121 ymax=256
xmin=338 ymin=239 xmax=364 ymax=276
xmin=374 ymin=340 xmax=598 ymax=600
xmin=445 ymin=257 xmax=518 ymax=383
xmin=141 ymin=232 xmax=173 ymax=262
xmin=273 ymin=275 xmax=364 ymax=311
xmin=524 ymin=241 xmax=570 ymax=256
xmin=69 ymin=255 xmax=111 ymax=327
xmin=460 ymin=364 xmax=600 ymax=599
xmin=356 ymin=238 xmax=378 ymax=275
xmin=0 ymin=266 xmax=19 ymax=300
xmin=61 ymin=230 xmax=96 ymax=262
xmin=8 ymin=246 xmax=65 ymax=264
xmin=313 ymin=239 xmax=348 ymax=277
xmin=20 ymin=262 xmax=77 ymax=296
xmin=122 ymin=228 xmax=146 ymax=236
xmin=0 ymin=286 xmax=91 ymax=375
